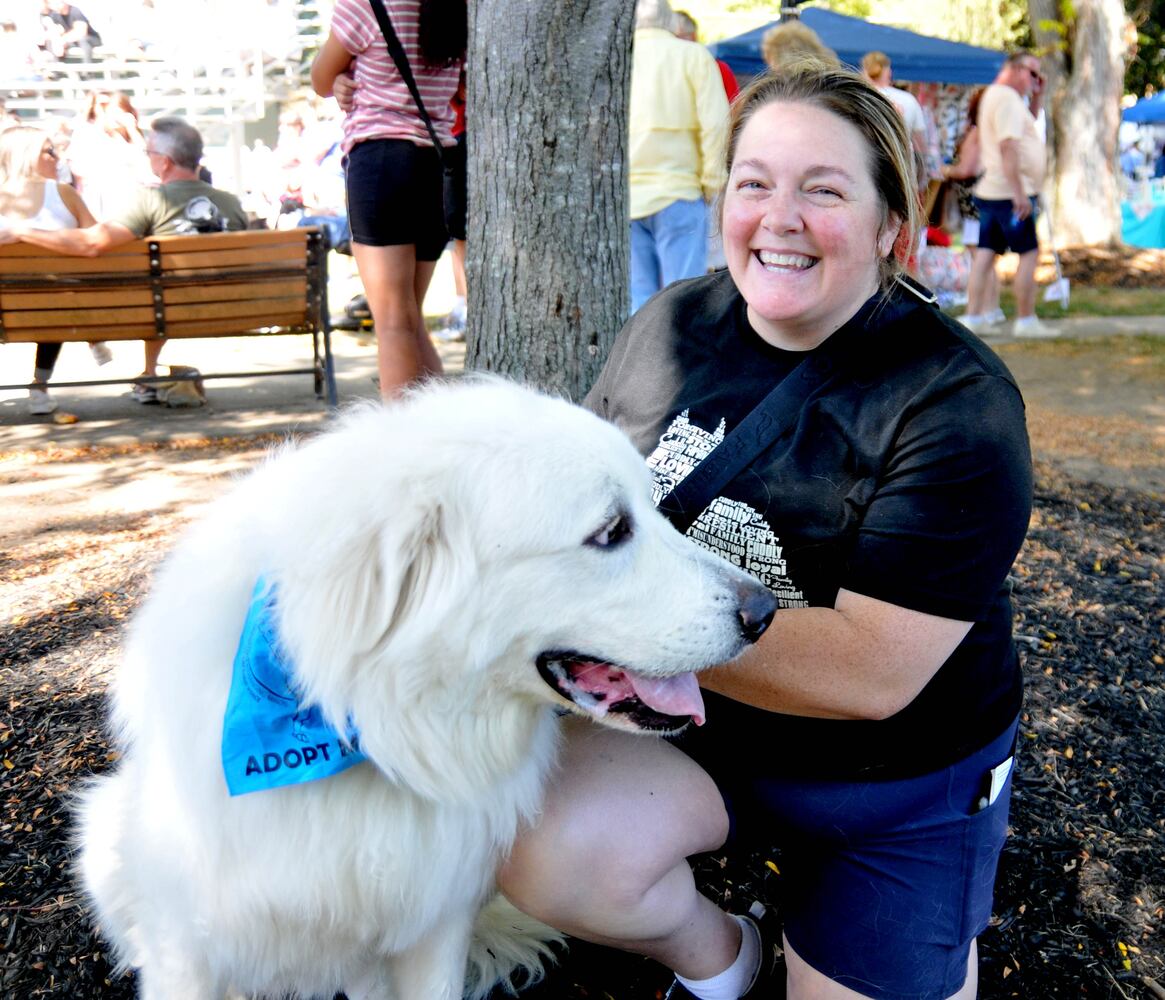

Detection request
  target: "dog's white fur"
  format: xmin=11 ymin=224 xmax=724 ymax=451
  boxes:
xmin=77 ymin=378 xmax=774 ymax=1000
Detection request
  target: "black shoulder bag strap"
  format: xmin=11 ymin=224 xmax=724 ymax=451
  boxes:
xmin=656 ymin=351 xmax=835 ymax=535
xmin=365 ymin=0 xmax=448 ymax=167
xmin=657 ymin=277 xmax=935 ymax=536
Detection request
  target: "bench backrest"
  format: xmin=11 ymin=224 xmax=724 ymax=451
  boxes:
xmin=0 ymin=228 xmax=328 ymax=344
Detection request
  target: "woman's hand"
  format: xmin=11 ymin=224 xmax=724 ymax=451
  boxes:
xmin=333 ymin=72 xmax=358 ymax=113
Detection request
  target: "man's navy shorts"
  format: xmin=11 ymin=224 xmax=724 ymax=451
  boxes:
xmin=683 ymin=718 xmax=1019 ymax=999
xmin=974 ymin=196 xmax=1040 ymax=255
xmin=344 ymin=137 xmax=447 ymax=261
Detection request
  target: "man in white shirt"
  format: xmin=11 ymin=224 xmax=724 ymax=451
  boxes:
xmin=963 ymin=51 xmax=1054 ymax=338
xmin=860 ymin=51 xmax=927 ymax=157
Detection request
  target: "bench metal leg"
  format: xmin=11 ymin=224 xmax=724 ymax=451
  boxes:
xmin=311 ymin=327 xmax=339 ymax=409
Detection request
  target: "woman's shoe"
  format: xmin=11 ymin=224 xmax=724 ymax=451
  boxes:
xmin=740 ymin=902 xmax=785 ymax=999
xmin=29 ymin=386 xmax=59 ymax=415
xmin=663 ymin=902 xmax=785 ymax=999
xmin=132 ymin=382 xmax=159 ymax=404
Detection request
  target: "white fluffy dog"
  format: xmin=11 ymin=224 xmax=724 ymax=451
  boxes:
xmin=77 ymin=378 xmax=777 ymax=1000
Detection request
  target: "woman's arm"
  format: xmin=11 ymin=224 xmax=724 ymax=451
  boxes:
xmin=310 ymin=33 xmax=354 ymax=99
xmin=12 ymin=219 xmax=135 ymax=257
xmin=943 ymin=127 xmax=981 ymax=180
xmin=700 ymin=590 xmax=972 ymax=721
xmin=58 ymin=182 xmax=97 ymax=228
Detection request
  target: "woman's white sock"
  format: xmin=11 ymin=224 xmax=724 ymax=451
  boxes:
xmin=673 ymin=912 xmax=761 ymax=1000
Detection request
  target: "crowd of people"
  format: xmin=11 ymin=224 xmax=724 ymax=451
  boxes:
xmin=623 ymin=7 xmax=1045 ymax=333
xmin=5 ymin=5 xmax=1048 ymax=998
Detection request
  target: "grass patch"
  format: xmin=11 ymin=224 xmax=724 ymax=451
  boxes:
xmin=993 ymin=332 xmax=1165 ymax=370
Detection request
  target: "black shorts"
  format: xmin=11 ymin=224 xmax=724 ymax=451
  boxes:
xmin=344 ymin=138 xmax=448 ymax=261
xmin=974 ymin=196 xmax=1040 ymax=255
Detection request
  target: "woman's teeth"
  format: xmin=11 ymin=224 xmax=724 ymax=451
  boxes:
xmin=757 ymin=251 xmax=815 ymax=269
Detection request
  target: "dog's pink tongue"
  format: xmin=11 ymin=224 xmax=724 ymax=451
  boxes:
xmin=571 ymin=662 xmax=706 ymax=725
xmin=627 ymin=672 xmax=706 ymax=726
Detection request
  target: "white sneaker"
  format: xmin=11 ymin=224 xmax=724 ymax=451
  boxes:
xmin=1013 ymin=316 xmax=1060 ymax=338
xmin=89 ymin=341 xmax=113 ymax=366
xmin=986 ymin=308 xmax=1007 ymax=326
xmin=431 ymin=325 xmax=465 ymax=343
xmin=960 ymin=313 xmax=990 ymax=333
xmin=29 ymin=387 xmax=59 ymax=415
xmin=431 ymin=310 xmax=466 ymax=342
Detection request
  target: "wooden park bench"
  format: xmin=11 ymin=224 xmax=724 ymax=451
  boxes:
xmin=0 ymin=227 xmax=337 ymax=406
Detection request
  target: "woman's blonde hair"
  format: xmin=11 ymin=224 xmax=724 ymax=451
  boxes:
xmin=721 ymin=63 xmax=921 ymax=288
xmin=760 ymin=21 xmax=838 ymax=73
xmin=0 ymin=126 xmax=52 ymax=187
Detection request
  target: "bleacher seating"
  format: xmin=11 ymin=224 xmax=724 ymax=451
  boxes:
xmin=0 ymin=0 xmax=324 ymax=138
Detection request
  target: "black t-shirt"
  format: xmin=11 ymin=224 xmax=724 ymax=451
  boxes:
xmin=586 ymin=271 xmax=1032 ymax=779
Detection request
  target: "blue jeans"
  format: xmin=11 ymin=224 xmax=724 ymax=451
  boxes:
xmin=630 ymin=197 xmax=708 ymax=313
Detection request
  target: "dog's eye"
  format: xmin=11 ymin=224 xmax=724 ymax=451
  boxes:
xmin=587 ymin=513 xmax=632 ymax=549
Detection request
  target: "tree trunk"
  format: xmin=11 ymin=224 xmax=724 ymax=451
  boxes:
xmin=466 ymin=0 xmax=635 ymax=401
xmin=1032 ymin=0 xmax=1129 ymax=246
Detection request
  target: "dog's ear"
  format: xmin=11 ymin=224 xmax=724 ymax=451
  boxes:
xmin=381 ymin=502 xmax=451 ymax=639
xmin=276 ymin=498 xmax=459 ymax=709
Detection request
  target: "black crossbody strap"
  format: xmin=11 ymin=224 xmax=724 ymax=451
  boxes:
xmin=656 ymin=352 xmax=832 ymax=534
xmin=365 ymin=0 xmax=448 ymax=166
xmin=657 ymin=277 xmax=934 ymax=536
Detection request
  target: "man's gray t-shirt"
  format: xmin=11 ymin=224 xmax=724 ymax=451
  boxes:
xmin=113 ymin=180 xmax=248 ymax=238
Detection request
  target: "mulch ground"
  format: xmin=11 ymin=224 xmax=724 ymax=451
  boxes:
xmin=1001 ymin=245 xmax=1165 ymax=290
xmin=1051 ymin=246 xmax=1165 ymax=290
xmin=2 ymin=450 xmax=1161 ymax=1000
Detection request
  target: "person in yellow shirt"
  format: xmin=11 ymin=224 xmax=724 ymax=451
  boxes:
xmin=629 ymin=0 xmax=728 ymax=313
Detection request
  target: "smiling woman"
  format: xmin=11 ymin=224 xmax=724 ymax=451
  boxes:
xmin=718 ymin=67 xmax=919 ymax=354
xmin=499 ymin=63 xmax=1035 ymax=1000
xmin=721 ymin=101 xmax=900 ymax=349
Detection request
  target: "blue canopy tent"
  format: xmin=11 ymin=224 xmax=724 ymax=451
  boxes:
xmin=1122 ymin=92 xmax=1165 ymax=124
xmin=709 ymin=8 xmax=1005 ymax=86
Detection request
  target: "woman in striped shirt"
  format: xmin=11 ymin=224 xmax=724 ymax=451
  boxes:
xmin=311 ymin=0 xmax=465 ymax=398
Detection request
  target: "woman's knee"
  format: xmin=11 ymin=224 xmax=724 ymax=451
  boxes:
xmin=499 ymin=829 xmax=696 ymax=940
xmin=498 ymin=747 xmax=728 ymax=929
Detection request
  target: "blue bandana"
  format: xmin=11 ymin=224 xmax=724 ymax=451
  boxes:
xmin=221 ymin=577 xmax=366 ymax=796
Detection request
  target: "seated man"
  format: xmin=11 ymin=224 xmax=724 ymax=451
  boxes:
xmin=41 ymin=0 xmax=102 ymax=61
xmin=5 ymin=116 xmax=248 ymax=402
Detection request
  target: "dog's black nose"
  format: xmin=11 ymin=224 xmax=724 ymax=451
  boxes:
xmin=738 ymin=584 xmax=778 ymax=643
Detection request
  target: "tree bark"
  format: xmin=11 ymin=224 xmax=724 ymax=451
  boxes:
xmin=1032 ymin=0 xmax=1129 ymax=246
xmin=466 ymin=0 xmax=635 ymax=401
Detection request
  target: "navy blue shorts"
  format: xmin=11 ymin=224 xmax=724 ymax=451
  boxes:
xmin=685 ymin=718 xmax=1019 ymax=999
xmin=344 ymin=138 xmax=448 ymax=261
xmin=974 ymin=196 xmax=1040 ymax=255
